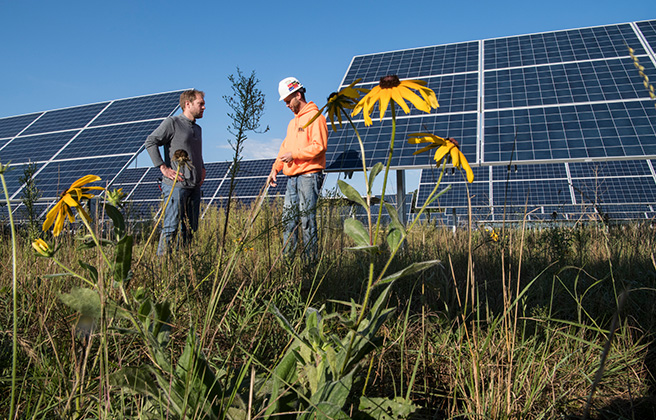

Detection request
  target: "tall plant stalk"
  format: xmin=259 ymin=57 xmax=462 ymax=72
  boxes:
xmin=1 ymin=166 xmax=18 ymax=420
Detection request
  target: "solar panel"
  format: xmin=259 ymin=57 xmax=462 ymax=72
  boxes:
xmin=0 ymin=90 xmax=185 ymax=222
xmin=88 ymin=91 xmax=183 ymax=127
xmin=116 ymin=159 xmax=289 ymax=222
xmin=330 ymin=20 xmax=656 ymax=223
xmin=0 ymin=113 xmax=42 ymax=139
xmin=0 ymin=131 xmax=78 ymax=164
xmin=417 ymin=159 xmax=656 ymax=223
xmin=328 ymin=20 xmax=656 ymax=169
xmin=21 ymin=102 xmax=109 ymax=135
xmin=55 ymin=120 xmax=162 ymax=160
xmin=205 ymin=158 xmax=288 ymax=206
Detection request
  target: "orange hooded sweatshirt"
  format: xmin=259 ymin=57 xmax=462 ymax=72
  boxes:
xmin=272 ymin=101 xmax=328 ymax=177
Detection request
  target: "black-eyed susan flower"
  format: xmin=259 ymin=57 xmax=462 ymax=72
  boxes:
xmin=305 ymin=79 xmax=370 ymax=131
xmin=32 ymin=238 xmax=54 ymax=257
xmin=43 ymin=175 xmax=104 ymax=236
xmin=352 ymin=75 xmax=438 ymax=126
xmin=408 ymin=133 xmax=474 ymax=183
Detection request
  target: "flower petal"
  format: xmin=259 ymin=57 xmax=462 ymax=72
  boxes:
xmin=433 ymin=144 xmax=452 ymax=163
xmin=70 ymin=175 xmax=101 ymax=189
xmin=391 ymin=89 xmax=411 ymax=114
xmin=63 ymin=194 xmax=79 ymax=208
xmin=461 ymin=155 xmax=474 ymax=183
xmin=397 ymin=86 xmax=431 ymax=113
xmin=450 ymin=147 xmax=461 ymax=167
xmin=378 ymin=90 xmax=392 ymax=121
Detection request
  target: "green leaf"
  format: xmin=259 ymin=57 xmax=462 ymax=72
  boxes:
xmin=59 ymin=287 xmax=101 ymax=319
xmin=345 ymin=244 xmax=379 ymax=254
xmin=43 ymin=273 xmax=80 ymax=279
xmin=264 ymin=351 xmax=299 ymax=418
xmin=301 ymin=370 xmax=354 ymax=420
xmin=367 ymin=163 xmax=384 ymax=195
xmin=114 ymin=234 xmax=133 ymax=286
xmin=386 ymin=228 xmax=403 ymax=252
xmin=338 ymin=180 xmax=366 ymax=208
xmin=383 ymin=202 xmax=403 ymax=231
xmin=76 ymin=235 xmax=114 ymax=250
xmin=109 ymin=366 xmax=163 ymax=400
xmin=343 ymin=218 xmax=370 ymax=247
xmin=376 ymin=260 xmax=441 ymax=288
xmin=357 ymin=396 xmax=418 ymax=419
xmin=104 ymin=203 xmax=126 ymax=238
xmin=271 ymin=305 xmax=313 ymax=348
xmin=77 ymin=261 xmax=98 ymax=284
xmin=175 ymin=333 xmax=223 ymax=419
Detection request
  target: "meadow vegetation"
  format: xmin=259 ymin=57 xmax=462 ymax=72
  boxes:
xmin=2 ymin=70 xmax=656 ymax=419
xmin=1 ymin=196 xmax=655 ymax=419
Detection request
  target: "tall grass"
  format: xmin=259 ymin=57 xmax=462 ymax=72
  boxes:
xmin=1 ymin=198 xmax=655 ymax=418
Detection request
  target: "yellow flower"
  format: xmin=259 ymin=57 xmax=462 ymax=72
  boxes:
xmin=32 ymin=238 xmax=54 ymax=257
xmin=490 ymin=231 xmax=499 ymax=242
xmin=408 ymin=133 xmax=474 ymax=183
xmin=43 ymin=175 xmax=104 ymax=236
xmin=352 ymin=75 xmax=438 ymax=126
xmin=305 ymin=79 xmax=370 ymax=131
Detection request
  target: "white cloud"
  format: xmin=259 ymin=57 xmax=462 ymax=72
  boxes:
xmin=242 ymin=137 xmax=283 ymax=160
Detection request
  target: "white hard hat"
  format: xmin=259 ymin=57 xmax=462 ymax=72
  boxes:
xmin=278 ymin=77 xmax=303 ymax=101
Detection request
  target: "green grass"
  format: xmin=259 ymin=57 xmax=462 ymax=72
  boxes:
xmin=1 ymin=198 xmax=655 ymax=419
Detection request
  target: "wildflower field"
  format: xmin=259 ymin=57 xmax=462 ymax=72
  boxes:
xmin=1 ymin=197 xmax=656 ymax=419
xmin=2 ymin=75 xmax=656 ymax=419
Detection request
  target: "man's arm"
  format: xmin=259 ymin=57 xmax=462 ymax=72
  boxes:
xmin=145 ymin=118 xmax=183 ymax=182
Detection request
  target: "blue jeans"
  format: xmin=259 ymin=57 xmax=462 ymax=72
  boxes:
xmin=157 ymin=183 xmax=201 ymax=256
xmin=282 ymin=172 xmax=323 ymax=259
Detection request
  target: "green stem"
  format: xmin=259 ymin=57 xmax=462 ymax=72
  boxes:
xmin=1 ymin=170 xmax=18 ymax=420
xmin=340 ymin=105 xmax=398 ymax=375
xmin=343 ymin=109 xmax=373 ymax=241
xmin=373 ymin=161 xmax=447 ymax=288
xmin=373 ymin=105 xmax=396 ymax=245
xmin=78 ymin=209 xmax=112 ymax=269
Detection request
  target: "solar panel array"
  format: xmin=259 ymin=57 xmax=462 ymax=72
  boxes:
xmin=100 ymin=158 xmax=287 ymax=221
xmin=0 ymin=91 xmax=287 ymax=223
xmin=327 ymin=20 xmax=656 ymax=222
xmin=0 ymin=90 xmax=185 ymax=220
xmin=416 ymin=160 xmax=656 ymax=223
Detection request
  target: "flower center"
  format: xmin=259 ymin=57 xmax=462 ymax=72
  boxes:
xmin=379 ymin=75 xmax=400 ymax=89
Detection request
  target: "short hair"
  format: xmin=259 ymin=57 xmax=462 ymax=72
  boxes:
xmin=180 ymin=89 xmax=205 ymax=110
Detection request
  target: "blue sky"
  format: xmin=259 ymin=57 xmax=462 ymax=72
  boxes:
xmin=1 ymin=0 xmax=654 ymax=192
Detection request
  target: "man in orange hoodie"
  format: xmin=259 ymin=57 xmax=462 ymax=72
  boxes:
xmin=267 ymin=77 xmax=328 ymax=260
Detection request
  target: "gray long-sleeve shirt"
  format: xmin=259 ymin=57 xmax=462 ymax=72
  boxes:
xmin=144 ymin=115 xmax=204 ymax=189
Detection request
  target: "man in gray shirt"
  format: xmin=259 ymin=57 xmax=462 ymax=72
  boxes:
xmin=145 ymin=89 xmax=206 ymax=255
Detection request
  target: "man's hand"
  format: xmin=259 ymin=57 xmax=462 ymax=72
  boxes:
xmin=200 ymin=167 xmax=206 ymax=186
xmin=267 ymin=169 xmax=278 ymax=187
xmin=280 ymin=152 xmax=293 ymax=163
xmin=160 ymin=164 xmax=184 ymax=182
